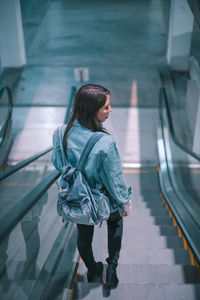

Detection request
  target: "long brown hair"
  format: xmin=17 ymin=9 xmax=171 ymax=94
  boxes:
xmin=63 ymin=84 xmax=110 ymax=150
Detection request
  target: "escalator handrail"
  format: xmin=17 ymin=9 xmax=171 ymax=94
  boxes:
xmin=159 ymin=87 xmax=200 ymax=162
xmin=0 ymin=146 xmax=52 ymax=181
xmin=64 ymin=86 xmax=76 ymax=124
xmin=0 ymin=86 xmax=13 ymax=109
xmin=0 ymin=86 xmax=13 ymax=147
xmin=0 ymin=86 xmax=76 ymax=181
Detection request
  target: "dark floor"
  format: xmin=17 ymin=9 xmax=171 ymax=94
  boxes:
xmin=10 ymin=0 xmax=170 ymax=107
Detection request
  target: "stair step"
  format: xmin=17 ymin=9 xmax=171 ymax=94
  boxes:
xmin=100 ymin=223 xmax=178 ymax=237
xmin=117 ymin=264 xmax=200 ymax=285
xmin=158 ymin=225 xmax=178 ymax=236
xmin=78 ymin=263 xmax=200 ymax=284
xmin=134 ymin=196 xmax=162 ymax=203
xmin=92 ymin=236 xmax=190 ymax=264
xmin=122 ymin=236 xmax=184 ymax=249
xmin=73 ymin=282 xmax=200 ymax=300
xmin=124 ymin=225 xmax=178 ymax=237
xmin=124 ymin=215 xmax=173 ymax=226
xmin=164 ymin=283 xmax=200 ymax=300
xmin=119 ymin=248 xmax=191 ymax=265
xmin=132 ymin=208 xmax=169 ymax=217
xmin=133 ymin=202 xmax=165 ymax=209
xmin=133 ymin=188 xmax=161 ymax=195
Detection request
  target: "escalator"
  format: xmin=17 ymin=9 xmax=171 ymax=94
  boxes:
xmin=73 ymin=170 xmax=199 ymax=300
xmin=0 ymin=84 xmax=200 ymax=299
xmin=0 ymin=87 xmax=13 ymax=170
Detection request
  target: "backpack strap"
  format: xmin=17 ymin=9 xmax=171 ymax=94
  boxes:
xmin=77 ymin=132 xmax=105 ymax=171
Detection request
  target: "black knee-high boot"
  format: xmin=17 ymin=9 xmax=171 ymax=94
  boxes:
xmin=106 ymin=211 xmax=123 ymax=266
xmin=77 ymin=224 xmax=103 ymax=281
xmin=106 ymin=211 xmax=123 ymax=287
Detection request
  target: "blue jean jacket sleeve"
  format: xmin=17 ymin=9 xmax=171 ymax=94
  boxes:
xmin=100 ymin=140 xmax=132 ymax=215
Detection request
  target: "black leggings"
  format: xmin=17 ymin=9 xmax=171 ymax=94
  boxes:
xmin=76 ymin=211 xmax=123 ymax=271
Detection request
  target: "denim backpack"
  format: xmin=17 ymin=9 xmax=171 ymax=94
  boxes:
xmin=56 ymin=127 xmax=110 ymax=225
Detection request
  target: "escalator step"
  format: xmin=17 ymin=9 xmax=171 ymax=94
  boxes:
xmin=131 ymin=208 xmax=169 ymax=217
xmin=164 ymin=284 xmax=200 ymax=300
xmin=114 ymin=264 xmax=200 ymax=285
xmin=77 ymin=263 xmax=200 ymax=285
xmin=73 ymin=282 xmax=200 ymax=300
xmin=98 ymin=223 xmax=178 ymax=237
xmin=133 ymin=202 xmax=166 ymax=209
xmin=122 ymin=236 xmax=184 ymax=249
xmin=159 ymin=225 xmax=178 ymax=236
xmin=92 ymin=232 xmax=190 ymax=265
xmin=119 ymin=248 xmax=191 ymax=265
xmin=125 ymin=215 xmax=173 ymax=226
xmin=73 ymin=282 xmax=165 ymax=300
xmin=134 ymin=195 xmax=163 ymax=202
xmin=125 ymin=225 xmax=178 ymax=237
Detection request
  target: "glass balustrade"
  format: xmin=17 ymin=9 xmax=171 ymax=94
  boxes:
xmin=0 ymin=151 xmax=55 ymax=221
xmin=160 ymin=92 xmax=200 ymax=231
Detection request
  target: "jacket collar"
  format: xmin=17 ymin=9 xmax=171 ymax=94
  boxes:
xmin=73 ymin=119 xmax=81 ymax=127
xmin=73 ymin=119 xmax=93 ymax=132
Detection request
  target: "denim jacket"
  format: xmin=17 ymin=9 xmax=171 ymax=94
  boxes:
xmin=51 ymin=119 xmax=132 ymax=215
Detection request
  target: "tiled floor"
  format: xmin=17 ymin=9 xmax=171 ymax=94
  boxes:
xmin=8 ymin=106 xmax=66 ymax=164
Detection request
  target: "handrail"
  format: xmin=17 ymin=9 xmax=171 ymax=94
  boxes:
xmin=64 ymin=86 xmax=76 ymax=124
xmin=0 ymin=86 xmax=13 ymax=107
xmin=0 ymin=86 xmax=76 ymax=181
xmin=0 ymin=86 xmax=76 ymax=243
xmin=159 ymin=87 xmax=200 ymax=161
xmin=0 ymin=146 xmax=52 ymax=181
xmin=0 ymin=86 xmax=13 ymax=148
xmin=158 ymin=86 xmax=200 ymax=265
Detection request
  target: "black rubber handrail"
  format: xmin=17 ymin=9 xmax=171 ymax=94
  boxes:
xmin=0 ymin=86 xmax=13 ymax=109
xmin=159 ymin=86 xmax=200 ymax=162
xmin=64 ymin=86 xmax=76 ymax=124
xmin=0 ymin=86 xmax=76 ymax=181
xmin=0 ymin=146 xmax=52 ymax=181
xmin=0 ymin=86 xmax=13 ymax=147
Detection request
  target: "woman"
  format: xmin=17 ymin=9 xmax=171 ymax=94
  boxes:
xmin=52 ymin=84 xmax=132 ymax=288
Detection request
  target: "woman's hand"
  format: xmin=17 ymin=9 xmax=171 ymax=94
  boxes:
xmin=121 ymin=200 xmax=132 ymax=217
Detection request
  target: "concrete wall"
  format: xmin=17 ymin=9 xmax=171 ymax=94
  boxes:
xmin=167 ymin=0 xmax=194 ymax=71
xmin=188 ymin=57 xmax=200 ymax=154
xmin=0 ymin=0 xmax=26 ymax=71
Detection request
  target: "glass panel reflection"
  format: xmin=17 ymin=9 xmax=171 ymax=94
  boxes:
xmin=0 ymin=89 xmax=10 ymax=128
xmin=0 ymin=151 xmax=54 ymax=220
xmin=161 ymin=99 xmax=200 ymax=223
xmin=0 ymin=184 xmax=67 ymax=299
